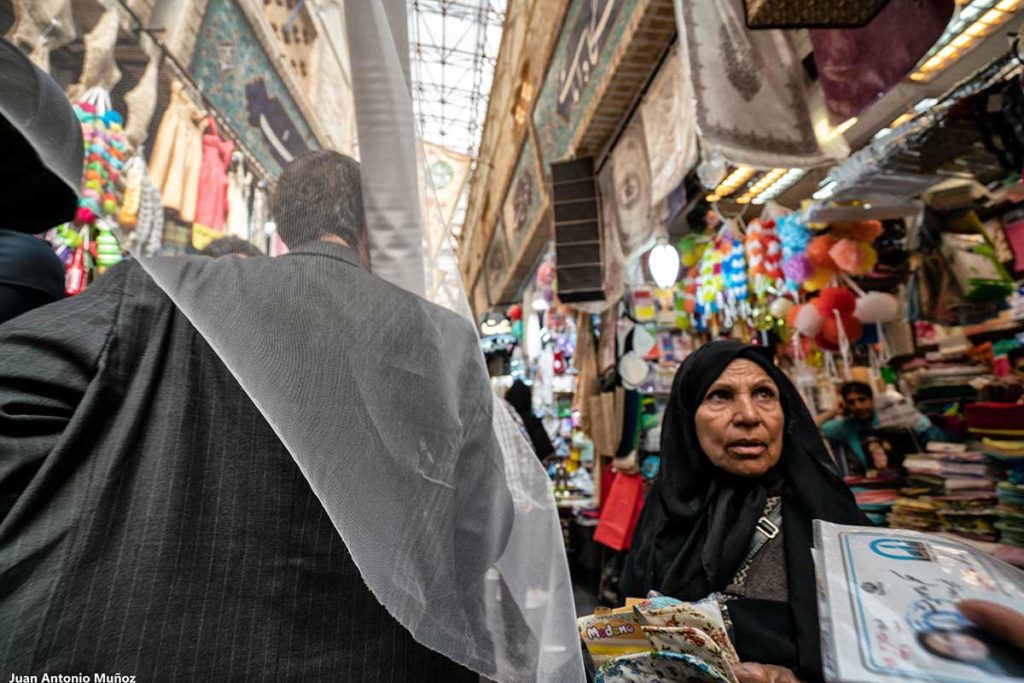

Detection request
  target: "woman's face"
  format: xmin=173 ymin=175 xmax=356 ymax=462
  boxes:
xmin=923 ymin=631 xmax=989 ymax=662
xmin=694 ymin=359 xmax=785 ymax=478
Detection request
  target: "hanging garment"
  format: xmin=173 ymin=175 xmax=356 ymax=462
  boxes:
xmin=7 ymin=0 xmax=77 ymax=73
xmin=192 ymin=118 xmax=234 ymax=235
xmin=65 ymin=5 xmax=122 ymax=102
xmin=640 ymin=46 xmax=698 ymax=206
xmin=225 ymin=161 xmax=253 ymax=241
xmin=148 ymin=80 xmax=206 ymax=223
xmin=810 ymin=0 xmax=954 ymax=124
xmin=123 ymin=49 xmax=161 ymax=148
xmin=674 ymin=0 xmax=833 ymax=168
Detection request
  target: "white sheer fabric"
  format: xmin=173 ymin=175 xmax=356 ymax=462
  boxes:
xmin=128 ymin=1 xmax=584 ymax=681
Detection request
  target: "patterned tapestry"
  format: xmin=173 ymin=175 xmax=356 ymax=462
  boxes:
xmin=532 ymin=0 xmax=643 ymax=163
xmin=485 ymin=218 xmax=510 ymax=303
xmin=190 ymin=0 xmax=318 ymax=176
xmin=502 ymin=131 xmax=548 ymax=259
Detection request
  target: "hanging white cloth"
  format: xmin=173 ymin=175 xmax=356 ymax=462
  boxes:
xmin=674 ymin=0 xmax=834 ymax=169
xmin=225 ymin=160 xmax=253 ymax=242
xmin=640 ymin=45 xmax=698 ymax=205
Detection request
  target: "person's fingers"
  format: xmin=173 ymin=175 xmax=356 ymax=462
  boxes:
xmin=958 ymin=599 xmax=1024 ymax=650
xmin=733 ymin=662 xmax=769 ymax=683
xmin=733 ymin=662 xmax=801 ymax=683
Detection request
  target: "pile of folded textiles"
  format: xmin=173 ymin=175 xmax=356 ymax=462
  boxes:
xmin=934 ymin=494 xmax=1000 ymax=541
xmin=966 ymin=402 xmax=1024 ymax=438
xmin=889 ymin=498 xmax=941 ymax=531
xmin=985 ymin=438 xmax=1024 ymax=549
xmin=902 ymin=443 xmax=999 ymax=496
xmin=900 ymin=353 xmax=988 ymax=414
xmin=844 ymin=474 xmax=901 ymax=526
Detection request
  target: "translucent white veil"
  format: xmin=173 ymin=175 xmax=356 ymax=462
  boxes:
xmin=128 ymin=1 xmax=584 ymax=681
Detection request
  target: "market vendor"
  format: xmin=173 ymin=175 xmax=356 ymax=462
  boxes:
xmin=815 ymin=381 xmax=942 ymax=474
xmin=621 ymin=340 xmax=867 ymax=683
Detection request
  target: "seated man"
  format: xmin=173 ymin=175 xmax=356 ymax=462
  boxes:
xmin=815 ymin=381 xmax=941 ymax=475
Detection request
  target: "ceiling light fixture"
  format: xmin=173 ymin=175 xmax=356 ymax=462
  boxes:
xmin=909 ymin=0 xmax=1020 ymax=82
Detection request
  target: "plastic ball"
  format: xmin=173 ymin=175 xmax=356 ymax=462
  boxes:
xmin=854 ymin=291 xmax=901 ymax=324
xmin=507 ymin=304 xmax=523 ymax=321
xmin=807 ymin=235 xmax=837 ymax=269
xmin=814 ymin=287 xmax=857 ymax=316
xmin=769 ymin=298 xmax=795 ymax=320
xmin=794 ymin=304 xmax=825 ymax=336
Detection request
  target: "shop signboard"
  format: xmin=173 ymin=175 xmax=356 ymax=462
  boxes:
xmin=190 ymin=0 xmax=318 ymax=176
xmin=502 ymin=130 xmax=549 ymax=261
xmin=532 ymin=0 xmax=644 ymax=163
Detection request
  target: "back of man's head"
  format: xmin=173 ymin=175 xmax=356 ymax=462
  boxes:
xmin=270 ymin=151 xmax=369 ymax=265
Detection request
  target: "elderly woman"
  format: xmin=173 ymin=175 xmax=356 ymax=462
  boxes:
xmin=622 ymin=340 xmax=868 ymax=683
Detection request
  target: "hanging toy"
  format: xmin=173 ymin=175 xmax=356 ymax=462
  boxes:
xmin=55 ymin=86 xmax=132 ymax=293
xmin=778 ymin=212 xmax=812 ymax=292
xmin=65 ymin=243 xmax=88 ymax=296
xmin=94 ymin=220 xmax=122 ymax=273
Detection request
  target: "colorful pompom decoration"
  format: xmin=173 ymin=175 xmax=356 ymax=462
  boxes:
xmin=782 ymin=254 xmax=814 ymax=284
xmin=854 ymin=291 xmax=901 ymax=323
xmin=802 ymin=266 xmax=835 ymax=292
xmin=831 ymin=220 xmax=883 ymax=243
xmin=794 ymin=304 xmax=825 ymax=337
xmin=829 ymin=238 xmax=878 ymax=276
xmin=821 ymin=314 xmax=863 ymax=345
xmin=806 ymin=235 xmax=838 ymax=269
xmin=814 ymin=287 xmax=857 ymax=317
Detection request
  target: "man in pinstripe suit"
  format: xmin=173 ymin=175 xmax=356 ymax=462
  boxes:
xmin=0 ymin=152 xmax=489 ymax=681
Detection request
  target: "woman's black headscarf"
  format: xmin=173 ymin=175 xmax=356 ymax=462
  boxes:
xmin=621 ymin=340 xmax=868 ymax=681
xmin=507 ymin=380 xmax=555 ymax=460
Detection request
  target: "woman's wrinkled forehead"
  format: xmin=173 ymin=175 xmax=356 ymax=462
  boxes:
xmin=678 ymin=342 xmax=776 ymax=408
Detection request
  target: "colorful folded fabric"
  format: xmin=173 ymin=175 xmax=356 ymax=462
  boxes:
xmin=966 ymin=402 xmax=1024 ymax=431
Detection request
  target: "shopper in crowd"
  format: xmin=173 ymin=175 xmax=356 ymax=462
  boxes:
xmin=0 ymin=152 xmax=483 ymax=680
xmin=506 ymin=378 xmax=556 ymax=461
xmin=198 ymin=234 xmax=262 ymax=257
xmin=1011 ymin=347 xmax=1024 ymax=382
xmin=0 ymin=37 xmax=83 ymax=324
xmin=815 ymin=380 xmax=942 ymax=474
xmin=621 ymin=340 xmax=867 ymax=683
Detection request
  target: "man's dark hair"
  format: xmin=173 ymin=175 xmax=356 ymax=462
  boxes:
xmin=840 ymin=381 xmax=873 ymax=401
xmin=270 ymin=151 xmax=367 ymax=254
xmin=199 ymin=236 xmax=262 ymax=258
xmin=1009 ymin=346 xmax=1024 ymax=367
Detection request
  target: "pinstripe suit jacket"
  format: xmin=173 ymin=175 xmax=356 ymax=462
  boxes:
xmin=0 ymin=245 xmax=480 ymax=681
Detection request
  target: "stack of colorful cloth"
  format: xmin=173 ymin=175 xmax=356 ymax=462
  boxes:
xmin=901 ymin=354 xmax=988 ymax=414
xmin=902 ymin=443 xmax=999 ymax=496
xmin=934 ymin=494 xmax=1000 ymax=541
xmin=966 ymin=411 xmax=1024 ymax=549
xmin=966 ymin=402 xmax=1024 ymax=439
xmin=844 ymin=474 xmax=901 ymax=526
xmin=889 ymin=497 xmax=941 ymax=531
